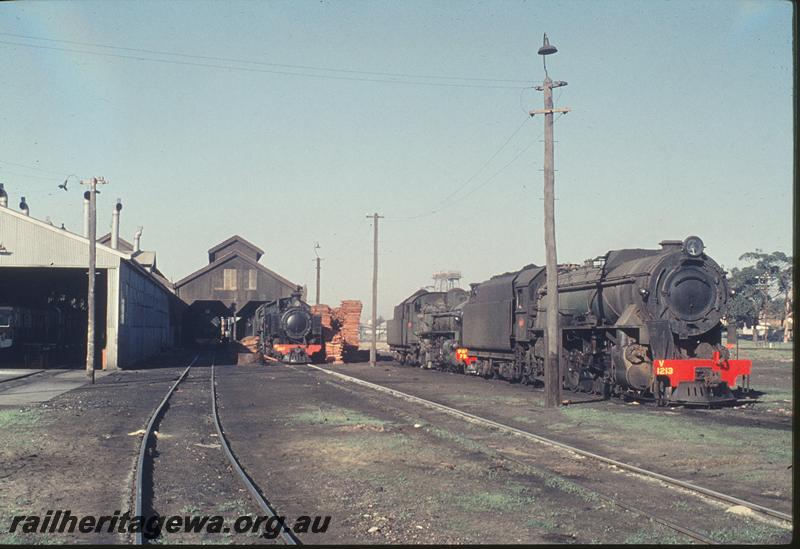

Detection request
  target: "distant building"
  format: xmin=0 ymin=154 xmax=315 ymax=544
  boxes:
xmin=174 ymin=235 xmax=299 ymax=339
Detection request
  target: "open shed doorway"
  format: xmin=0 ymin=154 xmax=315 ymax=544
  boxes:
xmin=0 ymin=267 xmax=106 ymax=368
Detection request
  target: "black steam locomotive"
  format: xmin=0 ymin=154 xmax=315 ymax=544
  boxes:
xmin=0 ymin=303 xmax=87 ymax=367
xmin=388 ymin=236 xmax=751 ymax=406
xmin=252 ymin=289 xmax=323 ymax=364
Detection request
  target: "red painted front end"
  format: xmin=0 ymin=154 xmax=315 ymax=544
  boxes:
xmin=455 ymin=347 xmax=478 ymax=366
xmin=273 ymin=343 xmax=323 ymax=357
xmin=653 ymin=351 xmax=751 ymax=389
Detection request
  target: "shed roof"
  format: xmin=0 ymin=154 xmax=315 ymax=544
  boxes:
xmin=208 ymin=235 xmax=264 ymax=263
xmin=174 ymin=249 xmax=296 ymax=290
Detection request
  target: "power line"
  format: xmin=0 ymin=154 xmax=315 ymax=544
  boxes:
xmin=387 ymin=112 xmax=568 ymax=222
xmin=436 ymin=116 xmax=532 ymax=205
xmin=0 ymin=39 xmax=526 ymax=90
xmin=0 ymin=31 xmax=532 ymax=85
xmin=387 ymin=117 xmax=532 ymax=220
xmin=388 ymin=117 xmax=556 ymax=221
xmin=0 ymin=158 xmax=72 ymax=176
xmin=0 ymin=168 xmax=64 ymax=182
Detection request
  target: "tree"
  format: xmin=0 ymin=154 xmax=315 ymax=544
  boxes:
xmin=728 ymin=250 xmax=793 ymax=343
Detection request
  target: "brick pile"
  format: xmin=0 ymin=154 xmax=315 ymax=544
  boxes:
xmin=236 ymin=335 xmax=262 ymax=365
xmin=311 ymin=300 xmax=362 ymax=363
xmin=239 ymin=336 xmax=261 ymax=354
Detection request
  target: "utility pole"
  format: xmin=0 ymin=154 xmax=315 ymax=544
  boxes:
xmin=81 ymin=176 xmax=107 ymax=383
xmin=531 ymin=34 xmax=569 ymax=408
xmin=366 ymin=213 xmax=383 ymax=366
xmin=313 ymin=242 xmax=322 ymax=305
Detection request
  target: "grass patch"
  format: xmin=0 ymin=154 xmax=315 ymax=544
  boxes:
xmin=425 ymin=425 xmax=496 ymax=456
xmin=708 ymin=520 xmax=789 ymax=544
xmin=558 ymin=406 xmax=791 ymax=463
xmin=734 ymin=341 xmax=794 ymax=362
xmin=622 ymin=523 xmax=683 ymax=544
xmin=0 ymin=409 xmax=40 ymax=430
xmin=526 ymin=516 xmax=557 ymax=530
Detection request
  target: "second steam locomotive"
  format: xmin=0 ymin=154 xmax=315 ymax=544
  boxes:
xmin=251 ymin=289 xmax=323 ymax=364
xmin=388 ymin=236 xmax=751 ymax=406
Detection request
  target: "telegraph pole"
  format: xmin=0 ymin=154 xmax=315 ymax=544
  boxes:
xmin=531 ymin=34 xmax=569 ymax=408
xmin=313 ymin=242 xmax=322 ymax=305
xmin=81 ymin=177 xmax=107 ymax=383
xmin=366 ymin=213 xmax=383 ymax=366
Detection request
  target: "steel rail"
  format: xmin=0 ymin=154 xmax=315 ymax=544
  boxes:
xmin=133 ymin=353 xmax=199 ymax=544
xmin=211 ymin=362 xmax=300 ymax=545
xmin=307 ymin=364 xmax=792 ymax=524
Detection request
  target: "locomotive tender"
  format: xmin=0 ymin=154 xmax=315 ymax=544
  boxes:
xmin=388 ymin=236 xmax=751 ymax=405
xmin=252 ymin=289 xmax=323 ymax=364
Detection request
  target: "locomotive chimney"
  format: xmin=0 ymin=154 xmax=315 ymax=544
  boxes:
xmin=19 ymin=196 xmax=29 ymax=216
xmin=0 ymin=183 xmax=7 ymax=207
xmin=133 ymin=226 xmax=143 ymax=252
xmin=111 ymin=199 xmax=122 ymax=250
xmin=83 ymin=191 xmax=91 ymax=237
xmin=658 ymin=240 xmax=683 ymax=250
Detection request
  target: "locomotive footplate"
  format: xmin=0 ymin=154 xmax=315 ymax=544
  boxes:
xmin=653 ymin=351 xmax=751 ymax=405
xmin=272 ymin=343 xmax=322 ymax=364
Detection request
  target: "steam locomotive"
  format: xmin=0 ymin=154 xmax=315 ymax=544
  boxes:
xmin=252 ymin=289 xmax=323 ymax=364
xmin=388 ymin=236 xmax=751 ymax=406
xmin=0 ymin=303 xmax=87 ymax=366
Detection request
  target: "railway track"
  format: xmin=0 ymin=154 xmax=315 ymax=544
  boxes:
xmin=306 ymin=364 xmax=793 ymax=530
xmin=131 ymin=351 xmax=299 ymax=545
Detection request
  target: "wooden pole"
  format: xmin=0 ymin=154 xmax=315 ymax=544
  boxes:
xmin=315 ymin=256 xmax=321 ymax=305
xmin=531 ymin=35 xmax=569 ymax=408
xmin=543 ymin=77 xmax=560 ymax=407
xmin=82 ymin=176 xmax=107 ymax=383
xmin=367 ymin=213 xmax=383 ymax=366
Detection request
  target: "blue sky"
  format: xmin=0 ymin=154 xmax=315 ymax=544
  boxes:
xmin=0 ymin=0 xmax=793 ymax=317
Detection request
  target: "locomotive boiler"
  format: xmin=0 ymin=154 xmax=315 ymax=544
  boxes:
xmin=389 ymin=236 xmax=751 ymax=406
xmin=253 ymin=289 xmax=323 ymax=364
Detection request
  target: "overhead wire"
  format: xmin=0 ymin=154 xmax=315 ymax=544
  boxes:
xmin=0 ymin=39 xmax=527 ymax=90
xmin=386 ymin=116 xmax=532 ymax=221
xmin=0 ymin=31 xmax=531 ymax=85
xmin=0 ymin=159 xmax=72 ymax=176
xmin=386 ymin=112 xmax=567 ymax=221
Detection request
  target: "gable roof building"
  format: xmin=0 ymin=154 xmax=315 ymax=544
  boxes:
xmin=0 ymin=202 xmax=185 ymax=369
xmin=174 ymin=235 xmax=299 ymax=316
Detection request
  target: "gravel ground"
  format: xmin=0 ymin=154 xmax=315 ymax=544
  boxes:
xmin=0 ymin=349 xmax=197 ymax=544
xmin=330 ymin=356 xmax=793 ymax=518
xmin=0 ymin=346 xmax=791 ymax=545
xmin=213 ymin=362 xmax=791 ymax=544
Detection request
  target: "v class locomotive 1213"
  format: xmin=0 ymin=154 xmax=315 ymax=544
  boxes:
xmin=388 ymin=236 xmax=751 ymax=406
xmin=252 ymin=289 xmax=323 ymax=364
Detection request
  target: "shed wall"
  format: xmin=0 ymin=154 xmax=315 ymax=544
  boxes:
xmin=117 ymin=261 xmax=172 ymax=367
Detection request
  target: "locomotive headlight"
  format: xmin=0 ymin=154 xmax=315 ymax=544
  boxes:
xmin=683 ymin=235 xmax=704 ymax=258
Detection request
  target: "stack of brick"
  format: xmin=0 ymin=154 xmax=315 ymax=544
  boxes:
xmin=239 ymin=336 xmax=261 ymax=353
xmin=333 ymin=300 xmax=362 ymax=362
xmin=311 ymin=304 xmax=333 ymax=329
xmin=335 ymin=300 xmax=362 ymax=347
xmin=311 ymin=300 xmax=363 ymax=364
xmin=236 ymin=335 xmax=262 ymax=364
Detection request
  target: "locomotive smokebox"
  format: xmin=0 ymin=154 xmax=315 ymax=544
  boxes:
xmin=662 ymin=266 xmax=717 ymax=322
xmin=282 ymin=308 xmax=311 ymax=339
